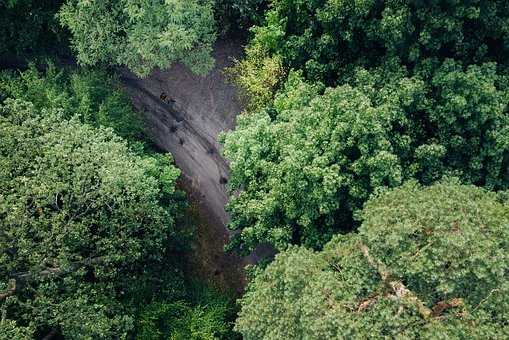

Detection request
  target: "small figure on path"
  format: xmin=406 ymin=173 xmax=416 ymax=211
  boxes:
xmin=161 ymin=92 xmax=177 ymax=104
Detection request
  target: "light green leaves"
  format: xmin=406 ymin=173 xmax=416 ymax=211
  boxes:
xmin=224 ymin=60 xmax=509 ymax=252
xmin=235 ymin=182 xmax=509 ymax=339
xmin=59 ymin=0 xmax=216 ymax=77
xmin=0 ymin=98 xmax=180 ymax=338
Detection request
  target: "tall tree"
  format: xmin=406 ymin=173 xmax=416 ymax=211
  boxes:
xmin=235 ymin=182 xmax=509 ymax=339
xmin=223 ymin=67 xmax=509 ymax=252
xmin=59 ymin=0 xmax=216 ymax=77
xmin=0 ymin=99 xmax=181 ymax=338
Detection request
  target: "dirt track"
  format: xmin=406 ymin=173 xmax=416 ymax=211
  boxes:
xmin=121 ymin=38 xmax=241 ymax=227
xmin=121 ymin=39 xmax=273 ymax=292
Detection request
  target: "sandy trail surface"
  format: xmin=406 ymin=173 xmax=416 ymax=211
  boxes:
xmin=121 ymin=39 xmax=272 ymax=292
xmin=121 ymin=39 xmax=240 ymax=227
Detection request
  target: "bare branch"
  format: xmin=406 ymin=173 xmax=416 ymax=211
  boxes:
xmin=474 ymin=289 xmax=499 ymax=311
xmin=359 ymin=243 xmax=432 ymax=319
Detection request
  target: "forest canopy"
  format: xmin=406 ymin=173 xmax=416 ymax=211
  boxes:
xmin=0 ymin=97 xmax=180 ymax=337
xmin=224 ymin=64 xmax=509 ymax=251
xmin=223 ymin=0 xmax=509 ymax=252
xmin=224 ymin=2 xmax=509 ymax=336
xmin=0 ymin=1 xmax=252 ymax=337
xmin=0 ymin=66 xmax=237 ymax=339
xmin=248 ymin=0 xmax=509 ymax=85
xmin=235 ymin=182 xmax=509 ymax=339
xmin=1 ymin=0 xmax=509 ymax=339
xmin=58 ymin=0 xmax=217 ymax=77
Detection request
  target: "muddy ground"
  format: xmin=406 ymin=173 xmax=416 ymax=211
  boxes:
xmin=121 ymin=39 xmax=272 ymax=293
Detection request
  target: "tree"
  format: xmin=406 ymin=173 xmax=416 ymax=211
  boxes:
xmin=0 ymin=98 xmax=181 ymax=338
xmin=0 ymin=63 xmax=144 ymax=141
xmin=247 ymin=0 xmax=509 ymax=85
xmin=222 ymin=65 xmax=509 ymax=252
xmin=224 ymin=1 xmax=509 ymax=253
xmin=0 ymin=0 xmax=67 ymax=58
xmin=235 ymin=181 xmax=509 ymax=339
xmin=59 ymin=0 xmax=217 ymax=77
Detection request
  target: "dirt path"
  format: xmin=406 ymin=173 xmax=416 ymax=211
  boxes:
xmin=121 ymin=38 xmax=271 ymax=293
xmin=121 ymin=38 xmax=240 ymax=226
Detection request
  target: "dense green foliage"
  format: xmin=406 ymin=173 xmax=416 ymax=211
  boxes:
xmin=136 ymin=284 xmax=238 ymax=340
xmin=224 ymin=65 xmax=509 ymax=251
xmin=223 ymin=0 xmax=509 ymax=252
xmin=227 ymin=3 xmax=509 ymax=333
xmin=0 ymin=64 xmax=239 ymax=338
xmin=252 ymin=0 xmax=509 ymax=85
xmin=236 ymin=182 xmax=509 ymax=339
xmin=0 ymin=0 xmax=67 ymax=57
xmin=1 ymin=1 xmax=238 ymax=338
xmin=0 ymin=98 xmax=181 ymax=337
xmin=3 ymin=1 xmax=509 ymax=338
xmin=226 ymin=43 xmax=285 ymax=113
xmin=59 ymin=0 xmax=217 ymax=77
xmin=215 ymin=0 xmax=267 ymax=33
xmin=0 ymin=64 xmax=143 ymax=141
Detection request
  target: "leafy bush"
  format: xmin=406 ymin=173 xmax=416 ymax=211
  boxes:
xmin=136 ymin=284 xmax=238 ymax=340
xmin=226 ymin=43 xmax=285 ymax=113
xmin=0 ymin=63 xmax=143 ymax=141
xmin=235 ymin=182 xmax=509 ymax=339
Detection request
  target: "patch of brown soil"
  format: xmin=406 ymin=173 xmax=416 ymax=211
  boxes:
xmin=177 ymin=177 xmax=246 ymax=295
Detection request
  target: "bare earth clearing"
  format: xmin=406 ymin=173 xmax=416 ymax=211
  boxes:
xmin=121 ymin=39 xmax=271 ymax=293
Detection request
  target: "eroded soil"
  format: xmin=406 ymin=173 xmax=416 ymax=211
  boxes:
xmin=121 ymin=39 xmax=269 ymax=293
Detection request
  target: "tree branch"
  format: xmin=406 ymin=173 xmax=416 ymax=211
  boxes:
xmin=0 ymin=257 xmax=106 ymax=300
xmin=14 ymin=256 xmax=106 ymax=282
xmin=359 ymin=243 xmax=433 ymax=319
xmin=0 ymin=280 xmax=16 ymax=301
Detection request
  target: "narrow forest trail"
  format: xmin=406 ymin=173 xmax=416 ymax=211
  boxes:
xmin=121 ymin=38 xmax=268 ymax=293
